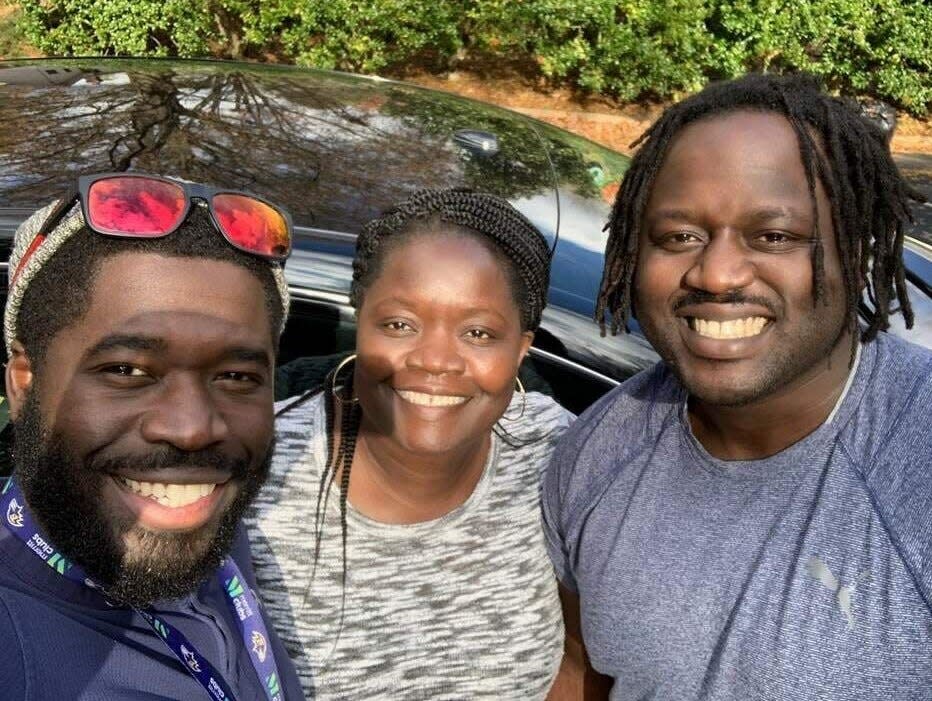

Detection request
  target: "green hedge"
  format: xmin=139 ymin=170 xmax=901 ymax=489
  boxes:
xmin=17 ymin=0 xmax=932 ymax=113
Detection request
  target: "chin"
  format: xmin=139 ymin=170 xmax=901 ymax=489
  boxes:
xmin=104 ymin=515 xmax=240 ymax=607
xmin=398 ymin=436 xmax=458 ymax=456
xmin=676 ymin=360 xmax=792 ymax=407
xmin=686 ymin=383 xmax=774 ymax=407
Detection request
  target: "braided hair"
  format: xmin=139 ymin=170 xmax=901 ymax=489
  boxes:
xmin=352 ymin=188 xmax=552 ymax=331
xmin=596 ymin=73 xmax=924 ymax=359
xmin=278 ymin=188 xmax=552 ymax=655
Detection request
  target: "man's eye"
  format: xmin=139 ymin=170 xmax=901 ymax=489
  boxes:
xmin=101 ymin=364 xmax=148 ymax=378
xmin=217 ymin=371 xmax=261 ymax=386
xmin=754 ymin=231 xmax=803 ymax=249
xmin=659 ymin=231 xmax=703 ymax=250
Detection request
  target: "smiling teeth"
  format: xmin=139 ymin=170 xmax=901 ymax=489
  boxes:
xmin=397 ymin=390 xmax=468 ymax=407
xmin=121 ymin=479 xmax=216 ymax=508
xmin=691 ymin=316 xmax=769 ymax=339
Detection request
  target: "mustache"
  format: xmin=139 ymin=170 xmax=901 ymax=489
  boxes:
xmin=87 ymin=447 xmax=250 ymax=478
xmin=673 ymin=290 xmax=777 ymax=315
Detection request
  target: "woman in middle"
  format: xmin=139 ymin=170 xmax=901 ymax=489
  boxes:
xmin=247 ymin=188 xmax=571 ymax=699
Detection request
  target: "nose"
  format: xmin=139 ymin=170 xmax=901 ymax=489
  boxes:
xmin=405 ymin=330 xmax=466 ymax=376
xmin=139 ymin=375 xmax=229 ymax=451
xmin=682 ymin=232 xmax=756 ymax=294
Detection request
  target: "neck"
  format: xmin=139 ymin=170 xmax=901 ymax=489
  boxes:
xmin=688 ymin=333 xmax=857 ymax=460
xmin=346 ymin=417 xmax=492 ymax=525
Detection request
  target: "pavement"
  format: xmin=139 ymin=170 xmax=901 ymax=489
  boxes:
xmin=894 ymin=153 xmax=932 ymax=246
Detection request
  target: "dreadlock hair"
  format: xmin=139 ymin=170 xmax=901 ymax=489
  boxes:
xmin=277 ymin=189 xmax=552 ymax=656
xmin=17 ymin=205 xmax=285 ymax=373
xmin=596 ymin=72 xmax=924 ymax=360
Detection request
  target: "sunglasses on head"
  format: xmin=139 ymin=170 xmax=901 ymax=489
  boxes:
xmin=13 ymin=173 xmax=292 ymax=283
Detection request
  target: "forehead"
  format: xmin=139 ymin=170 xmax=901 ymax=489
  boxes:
xmin=382 ymin=231 xmax=507 ymax=281
xmin=652 ymin=110 xmax=814 ymax=197
xmin=367 ymin=232 xmax=517 ymax=306
xmin=671 ymin=109 xmax=802 ymax=154
xmin=72 ymin=253 xmax=272 ymax=352
xmin=384 ymin=227 xmax=501 ymax=262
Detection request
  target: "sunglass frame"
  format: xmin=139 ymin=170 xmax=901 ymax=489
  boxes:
xmin=44 ymin=172 xmax=292 ymax=261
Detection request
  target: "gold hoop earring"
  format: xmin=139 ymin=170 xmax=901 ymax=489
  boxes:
xmin=501 ymin=376 xmax=526 ymax=421
xmin=331 ymin=353 xmax=359 ymax=404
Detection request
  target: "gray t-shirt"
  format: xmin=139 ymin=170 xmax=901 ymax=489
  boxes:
xmin=543 ymin=332 xmax=932 ymax=700
xmin=247 ymin=391 xmax=569 ymax=700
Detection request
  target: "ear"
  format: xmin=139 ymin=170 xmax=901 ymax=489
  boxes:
xmin=518 ymin=331 xmax=534 ymax=365
xmin=5 ymin=341 xmax=34 ymax=421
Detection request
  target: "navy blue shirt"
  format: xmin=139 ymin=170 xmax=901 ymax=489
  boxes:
xmin=0 ymin=520 xmax=305 ymax=700
xmin=544 ymin=333 xmax=932 ymax=700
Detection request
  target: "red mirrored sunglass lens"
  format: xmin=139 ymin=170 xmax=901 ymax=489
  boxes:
xmin=212 ymin=193 xmax=290 ymax=258
xmin=87 ymin=177 xmax=187 ymax=236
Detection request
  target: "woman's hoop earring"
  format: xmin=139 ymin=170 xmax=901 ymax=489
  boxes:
xmin=501 ymin=376 xmax=526 ymax=421
xmin=331 ymin=353 xmax=359 ymax=404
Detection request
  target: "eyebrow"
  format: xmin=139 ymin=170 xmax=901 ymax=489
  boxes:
xmin=745 ymin=206 xmax=809 ymax=223
xmin=646 ymin=208 xmax=696 ymax=222
xmin=647 ymin=206 xmax=810 ymax=223
xmin=224 ymin=347 xmax=273 ymax=367
xmin=375 ymin=297 xmax=510 ymax=322
xmin=83 ymin=335 xmax=272 ymax=367
xmin=84 ymin=334 xmax=167 ymax=359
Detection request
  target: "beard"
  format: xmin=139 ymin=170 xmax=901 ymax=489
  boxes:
xmin=12 ymin=391 xmax=272 ymax=608
xmin=636 ymin=290 xmax=848 ymax=408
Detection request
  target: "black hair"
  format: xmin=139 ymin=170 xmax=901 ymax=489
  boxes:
xmin=596 ymin=72 xmax=924 ymax=356
xmin=351 ymin=188 xmax=552 ymax=331
xmin=16 ymin=205 xmax=285 ymax=370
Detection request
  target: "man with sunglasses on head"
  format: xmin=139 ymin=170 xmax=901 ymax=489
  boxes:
xmin=0 ymin=174 xmax=304 ymax=700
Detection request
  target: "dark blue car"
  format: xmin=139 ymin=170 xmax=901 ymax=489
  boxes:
xmin=1 ymin=58 xmax=929 ymax=416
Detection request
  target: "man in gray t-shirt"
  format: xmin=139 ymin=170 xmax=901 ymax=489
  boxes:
xmin=543 ymin=73 xmax=932 ymax=700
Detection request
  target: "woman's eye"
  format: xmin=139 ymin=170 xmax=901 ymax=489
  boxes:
xmin=465 ymin=328 xmax=493 ymax=341
xmin=384 ymin=320 xmax=414 ymax=333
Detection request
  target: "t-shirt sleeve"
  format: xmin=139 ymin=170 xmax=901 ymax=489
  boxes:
xmin=541 ymin=431 xmax=578 ymax=592
xmin=540 ymin=388 xmax=621 ymax=593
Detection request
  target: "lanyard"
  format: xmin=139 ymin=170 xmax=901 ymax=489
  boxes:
xmin=1 ymin=479 xmax=285 ymax=701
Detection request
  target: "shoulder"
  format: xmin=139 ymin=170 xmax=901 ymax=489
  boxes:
xmin=503 ymin=391 xmax=574 ymax=442
xmin=266 ymin=392 xmax=327 ymax=480
xmin=841 ymin=334 xmax=932 ymax=468
xmin=863 ymin=332 xmax=931 ymax=416
xmin=247 ymin=393 xmax=328 ymax=530
xmin=493 ymin=392 xmax=574 ymax=482
xmin=274 ymin=390 xmax=327 ymax=437
xmin=551 ymin=361 xmax=680 ymax=475
xmin=542 ymin=362 xmax=681 ymax=515
xmin=844 ymin=334 xmax=932 ymax=613
xmin=492 ymin=392 xmax=572 ymax=473
xmin=539 ymin=362 xmax=681 ymax=586
xmin=874 ymin=334 xmax=932 ymax=446
xmin=0 ymin=589 xmax=27 ymax=696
